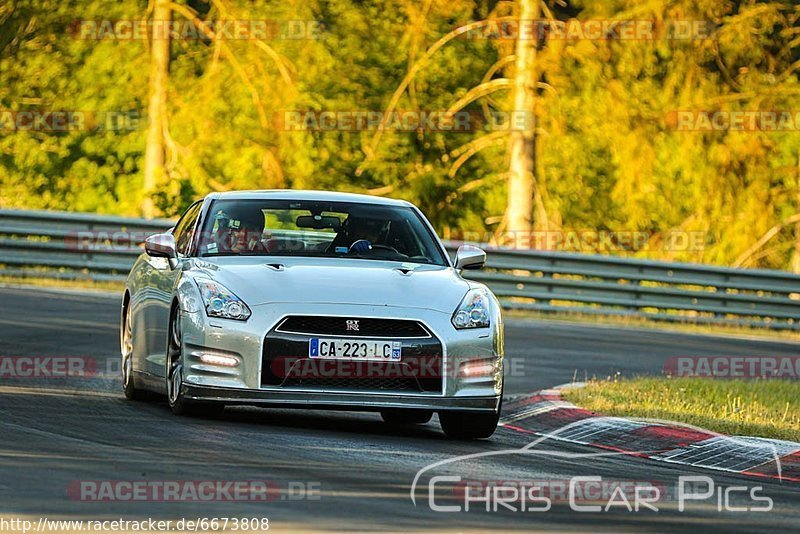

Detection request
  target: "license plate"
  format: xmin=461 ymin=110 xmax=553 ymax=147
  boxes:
xmin=308 ymin=338 xmax=402 ymax=361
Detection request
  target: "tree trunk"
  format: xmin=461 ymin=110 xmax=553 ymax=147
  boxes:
xmin=792 ymin=153 xmax=800 ymax=273
xmin=142 ymin=0 xmax=171 ymax=218
xmin=505 ymin=0 xmax=539 ymax=240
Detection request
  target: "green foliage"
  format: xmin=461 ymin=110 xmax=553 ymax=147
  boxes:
xmin=1 ymin=0 xmax=798 ymax=269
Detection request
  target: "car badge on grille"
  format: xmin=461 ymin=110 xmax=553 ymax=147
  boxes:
xmin=346 ymin=319 xmax=360 ymax=331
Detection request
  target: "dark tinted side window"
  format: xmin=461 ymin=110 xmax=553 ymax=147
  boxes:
xmin=173 ymin=202 xmax=202 ymax=256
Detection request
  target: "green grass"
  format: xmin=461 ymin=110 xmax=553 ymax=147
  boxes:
xmin=563 ymin=377 xmax=800 ymax=442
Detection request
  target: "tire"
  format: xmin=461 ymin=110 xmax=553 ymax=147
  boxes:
xmin=380 ymin=409 xmax=433 ymax=425
xmin=439 ymin=410 xmax=500 ymax=439
xmin=440 ymin=393 xmax=503 ymax=440
xmin=121 ymin=306 xmax=148 ymax=401
xmin=166 ymin=307 xmax=224 ymax=417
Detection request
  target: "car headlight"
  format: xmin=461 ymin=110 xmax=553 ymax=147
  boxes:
xmin=194 ymin=278 xmax=251 ymax=321
xmin=452 ymin=288 xmax=491 ymax=329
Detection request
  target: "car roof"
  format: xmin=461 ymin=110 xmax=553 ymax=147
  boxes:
xmin=206 ymin=189 xmax=414 ymax=207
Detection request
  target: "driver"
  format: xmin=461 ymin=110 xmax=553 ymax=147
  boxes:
xmin=345 ymin=216 xmax=386 ymax=254
xmin=211 ymin=206 xmax=266 ymax=253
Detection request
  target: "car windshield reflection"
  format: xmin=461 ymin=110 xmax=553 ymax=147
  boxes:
xmin=197 ymin=199 xmax=448 ymax=266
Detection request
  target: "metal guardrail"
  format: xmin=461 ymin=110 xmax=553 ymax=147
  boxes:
xmin=0 ymin=209 xmax=172 ymax=283
xmin=1 ymin=208 xmax=798 ymax=330
xmin=465 ymin=248 xmax=800 ymax=330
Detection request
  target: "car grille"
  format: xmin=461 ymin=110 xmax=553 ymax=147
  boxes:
xmin=276 ymin=316 xmax=430 ymax=338
xmin=262 ymin=317 xmax=444 ymax=394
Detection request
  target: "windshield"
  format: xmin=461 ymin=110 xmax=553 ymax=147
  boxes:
xmin=197 ymin=199 xmax=448 ymax=266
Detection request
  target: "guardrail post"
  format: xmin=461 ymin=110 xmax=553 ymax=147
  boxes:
xmin=85 ymin=219 xmax=94 ymax=277
xmin=715 ymin=272 xmax=728 ymax=321
xmin=633 ymin=265 xmax=643 ymax=315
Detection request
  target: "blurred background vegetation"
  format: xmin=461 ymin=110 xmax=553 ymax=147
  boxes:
xmin=1 ymin=0 xmax=799 ymax=270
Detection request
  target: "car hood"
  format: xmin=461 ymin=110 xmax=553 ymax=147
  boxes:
xmin=188 ymin=257 xmax=470 ymax=313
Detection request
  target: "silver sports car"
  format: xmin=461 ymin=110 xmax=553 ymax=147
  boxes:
xmin=122 ymin=190 xmax=504 ymax=438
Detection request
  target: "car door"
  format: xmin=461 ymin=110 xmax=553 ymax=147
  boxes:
xmin=143 ymin=201 xmax=203 ymax=377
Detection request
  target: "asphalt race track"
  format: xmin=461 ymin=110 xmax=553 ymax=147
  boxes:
xmin=1 ymin=286 xmax=798 ymax=532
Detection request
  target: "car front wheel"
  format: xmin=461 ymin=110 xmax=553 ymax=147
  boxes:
xmin=166 ymin=307 xmax=191 ymax=414
xmin=165 ymin=307 xmax=223 ymax=417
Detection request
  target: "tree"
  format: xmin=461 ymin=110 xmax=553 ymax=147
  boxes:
xmin=505 ymin=0 xmax=539 ymax=236
xmin=142 ymin=0 xmax=171 ymax=218
xmin=794 ymin=154 xmax=800 ymax=273
xmin=2 ymin=0 xmax=800 ymax=272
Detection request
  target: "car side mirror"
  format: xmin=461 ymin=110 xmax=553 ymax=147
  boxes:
xmin=145 ymin=233 xmax=178 ymax=269
xmin=454 ymin=244 xmax=486 ymax=270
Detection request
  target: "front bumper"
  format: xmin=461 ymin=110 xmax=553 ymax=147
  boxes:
xmin=183 ymin=383 xmax=501 ymax=413
xmin=179 ymin=300 xmax=504 ymax=403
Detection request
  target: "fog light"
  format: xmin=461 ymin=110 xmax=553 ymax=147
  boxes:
xmin=460 ymin=360 xmax=496 ymax=378
xmin=199 ymin=353 xmax=239 ymax=367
